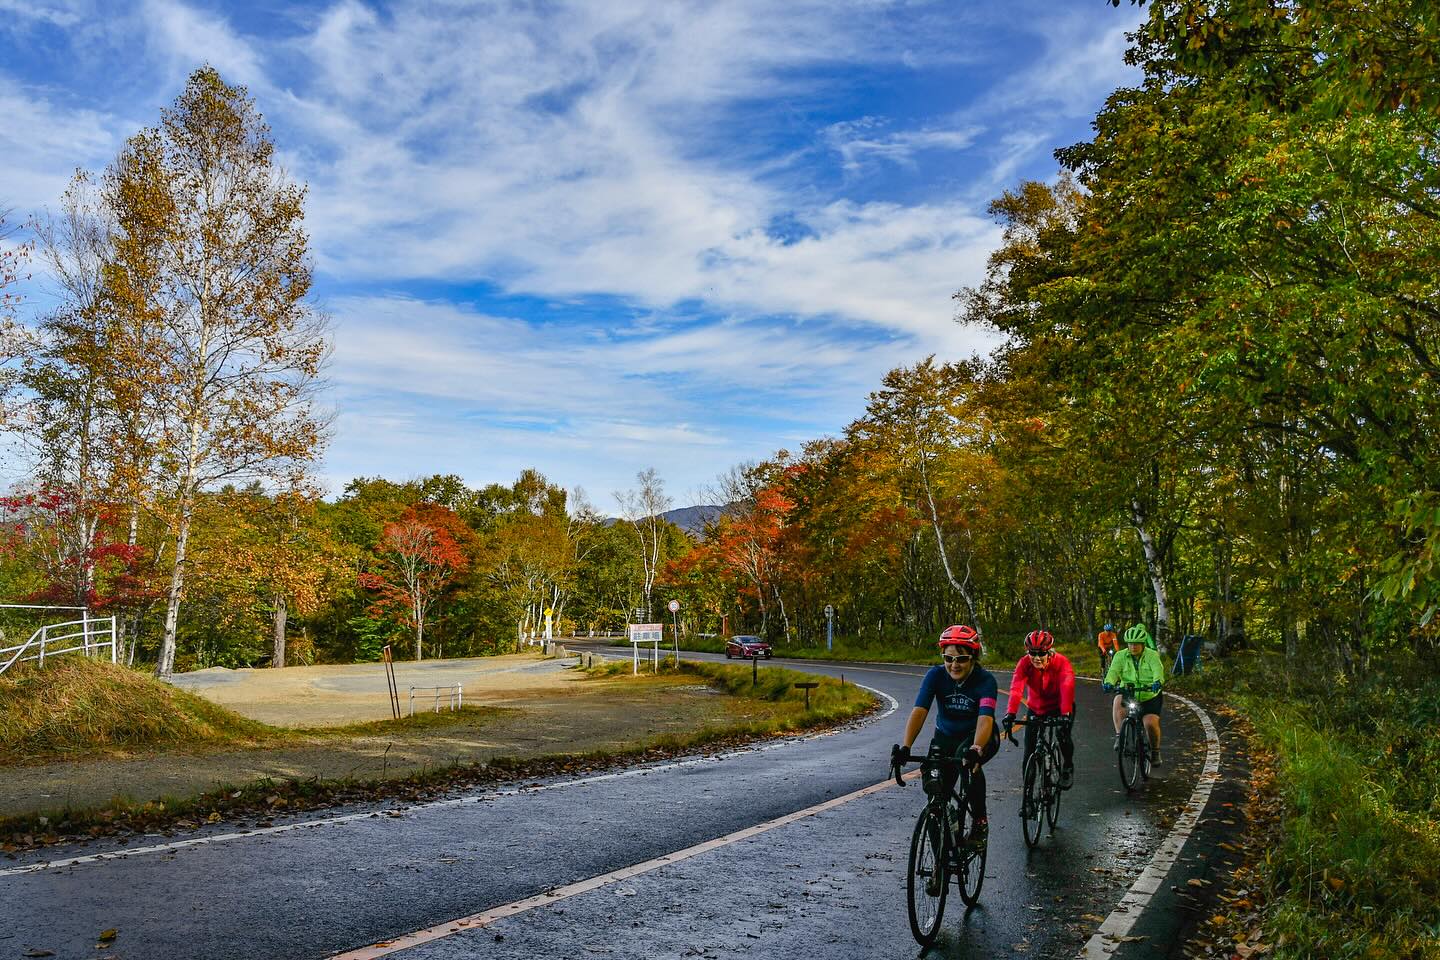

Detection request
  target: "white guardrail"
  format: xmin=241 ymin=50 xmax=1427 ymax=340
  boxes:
xmin=0 ymin=615 xmax=118 ymax=676
xmin=409 ymin=683 xmax=463 ymax=715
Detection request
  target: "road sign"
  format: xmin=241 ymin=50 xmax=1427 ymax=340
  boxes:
xmin=824 ymin=604 xmax=834 ymax=619
xmin=627 ymin=623 xmax=664 ymax=674
xmin=666 ymin=600 xmax=682 ymax=663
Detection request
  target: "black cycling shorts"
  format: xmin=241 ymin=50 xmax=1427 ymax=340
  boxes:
xmin=1138 ymin=692 xmax=1164 ymax=718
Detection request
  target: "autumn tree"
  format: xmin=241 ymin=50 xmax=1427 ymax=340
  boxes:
xmin=0 ymin=207 xmax=33 ymax=426
xmin=616 ymin=468 xmax=672 ymax=621
xmin=361 ymin=503 xmax=472 ymax=660
xmin=849 ymin=358 xmax=998 ymax=633
xmin=102 ymin=68 xmax=328 ymax=678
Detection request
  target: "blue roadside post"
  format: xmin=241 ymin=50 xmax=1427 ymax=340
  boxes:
xmin=825 ymin=604 xmax=834 ymax=653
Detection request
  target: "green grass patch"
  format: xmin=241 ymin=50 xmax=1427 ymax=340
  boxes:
xmin=0 ymin=659 xmax=284 ymax=764
xmin=315 ymin=705 xmax=512 ymax=737
xmin=578 ymin=655 xmax=877 ymax=737
xmin=594 ymin=634 xmax=1037 ymax=667
xmin=1173 ymin=653 xmax=1440 ymax=958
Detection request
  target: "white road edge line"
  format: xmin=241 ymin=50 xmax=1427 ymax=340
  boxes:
xmin=1076 ymin=689 xmax=1223 ymax=959
xmin=0 ymin=683 xmax=898 ymax=880
xmin=329 ymin=767 xmax=920 ymax=960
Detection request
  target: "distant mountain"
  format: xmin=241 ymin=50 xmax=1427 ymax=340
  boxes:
xmin=603 ymin=504 xmax=729 ymax=537
xmin=660 ymin=504 xmax=727 ymax=536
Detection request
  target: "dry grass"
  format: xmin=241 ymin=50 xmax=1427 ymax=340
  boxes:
xmin=0 ymin=659 xmax=283 ymax=764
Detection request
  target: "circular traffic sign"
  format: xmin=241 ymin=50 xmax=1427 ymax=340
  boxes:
xmin=824 ymin=604 xmax=834 ymax=618
xmin=668 ymin=599 xmax=681 ymax=613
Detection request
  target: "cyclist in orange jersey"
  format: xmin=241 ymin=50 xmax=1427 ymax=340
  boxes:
xmin=1096 ymin=622 xmax=1120 ymax=675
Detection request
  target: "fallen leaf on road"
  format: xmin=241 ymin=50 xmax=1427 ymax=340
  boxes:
xmin=22 ymin=950 xmax=55 ymax=958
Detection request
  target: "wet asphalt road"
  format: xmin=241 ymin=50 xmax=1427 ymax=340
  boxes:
xmin=2 ymin=647 xmax=1231 ymax=960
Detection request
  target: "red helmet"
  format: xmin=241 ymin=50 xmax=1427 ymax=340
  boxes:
xmin=1025 ymin=629 xmax=1055 ymax=655
xmin=938 ymin=624 xmax=981 ymax=653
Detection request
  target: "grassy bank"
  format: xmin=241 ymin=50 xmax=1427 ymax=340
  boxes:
xmin=0 ymin=659 xmax=282 ymax=764
xmin=1173 ymin=654 xmax=1440 ymax=958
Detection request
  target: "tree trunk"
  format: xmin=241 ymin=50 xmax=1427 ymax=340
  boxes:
xmin=772 ymin=583 xmax=791 ymax=644
xmin=157 ymin=501 xmax=193 ymax=679
xmin=919 ymin=452 xmax=980 ymax=630
xmin=1130 ymin=502 xmax=1171 ymax=651
xmin=272 ymin=594 xmax=288 ymax=668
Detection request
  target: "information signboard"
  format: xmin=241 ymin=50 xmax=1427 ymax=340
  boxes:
xmin=627 ymin=623 xmax=664 ymax=674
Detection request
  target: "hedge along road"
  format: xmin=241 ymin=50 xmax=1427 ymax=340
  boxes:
xmin=2 ymin=646 xmax=1229 ymax=960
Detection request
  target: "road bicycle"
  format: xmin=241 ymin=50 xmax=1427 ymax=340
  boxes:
xmin=1115 ymin=685 xmax=1151 ymax=790
xmin=1009 ymin=715 xmax=1069 ymax=848
xmin=890 ymin=744 xmax=986 ymax=947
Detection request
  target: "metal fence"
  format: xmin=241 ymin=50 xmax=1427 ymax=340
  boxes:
xmin=0 ymin=615 xmax=118 ymax=676
xmin=409 ymin=683 xmax=463 ymax=715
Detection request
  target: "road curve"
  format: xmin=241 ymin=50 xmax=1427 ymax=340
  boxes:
xmin=2 ymin=646 xmax=1236 ymax=959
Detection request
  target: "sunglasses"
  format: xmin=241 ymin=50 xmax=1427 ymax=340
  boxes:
xmin=1028 ymin=651 xmax=1052 ymax=660
xmin=942 ymin=654 xmax=974 ymax=664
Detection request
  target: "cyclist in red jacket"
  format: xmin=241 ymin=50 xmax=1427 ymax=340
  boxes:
xmin=1002 ymin=629 xmax=1077 ymax=789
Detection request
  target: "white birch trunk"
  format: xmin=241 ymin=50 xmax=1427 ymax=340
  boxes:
xmin=1130 ymin=501 xmax=1171 ymax=649
xmin=919 ymin=451 xmax=980 ymax=630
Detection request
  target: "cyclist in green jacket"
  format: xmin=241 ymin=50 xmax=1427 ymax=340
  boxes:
xmin=1102 ymin=623 xmax=1166 ymax=765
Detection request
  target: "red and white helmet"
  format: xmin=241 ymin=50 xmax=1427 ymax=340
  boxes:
xmin=938 ymin=624 xmax=981 ymax=653
xmin=1025 ymin=629 xmax=1055 ymax=655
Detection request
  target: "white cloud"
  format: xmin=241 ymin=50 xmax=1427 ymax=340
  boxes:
xmin=140 ymin=0 xmax=265 ymax=88
xmin=0 ymin=0 xmax=1134 ymax=493
xmin=0 ymin=0 xmax=83 ymax=27
xmin=0 ymin=77 xmax=119 ymax=210
xmin=826 ymin=118 xmax=984 ymax=172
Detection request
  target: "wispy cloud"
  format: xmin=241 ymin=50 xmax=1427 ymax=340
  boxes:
xmin=825 ymin=117 xmax=983 ymax=173
xmin=0 ymin=0 xmax=1142 ymax=495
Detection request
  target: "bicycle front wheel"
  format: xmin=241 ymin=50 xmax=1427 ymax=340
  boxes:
xmin=1045 ymin=748 xmax=1062 ymax=831
xmin=1021 ymin=753 xmax=1044 ymax=848
xmin=957 ymin=813 xmax=987 ymax=907
xmin=1118 ymin=719 xmax=1142 ymax=790
xmin=906 ymin=805 xmax=948 ymax=945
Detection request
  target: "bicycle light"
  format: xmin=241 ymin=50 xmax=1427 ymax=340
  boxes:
xmin=922 ymin=765 xmax=945 ymax=795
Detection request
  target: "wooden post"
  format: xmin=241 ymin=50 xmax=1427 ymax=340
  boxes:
xmin=382 ymin=645 xmax=401 ymax=720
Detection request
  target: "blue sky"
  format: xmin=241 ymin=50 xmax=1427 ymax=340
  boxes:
xmin=0 ymin=0 xmax=1142 ymax=508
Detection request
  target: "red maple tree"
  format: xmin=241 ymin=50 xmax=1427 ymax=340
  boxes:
xmin=359 ymin=503 xmax=472 ymax=660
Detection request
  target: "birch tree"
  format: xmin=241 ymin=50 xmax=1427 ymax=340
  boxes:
xmin=852 ymin=359 xmax=989 ymax=633
xmin=104 ymin=68 xmax=328 ymax=678
xmin=0 ymin=207 xmax=33 ymax=427
xmin=616 ymin=468 xmax=671 ymax=621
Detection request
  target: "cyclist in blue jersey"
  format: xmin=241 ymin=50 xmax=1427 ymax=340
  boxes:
xmin=892 ymin=624 xmax=999 ymax=850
